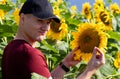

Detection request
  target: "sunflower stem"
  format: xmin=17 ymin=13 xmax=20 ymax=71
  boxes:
xmin=67 ymin=30 xmax=71 ymax=53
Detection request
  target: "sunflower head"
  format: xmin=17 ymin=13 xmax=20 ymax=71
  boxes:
xmin=70 ymin=23 xmax=107 ymax=61
xmin=95 ymin=0 xmax=104 ymax=8
xmin=114 ymin=51 xmax=120 ymax=68
xmin=82 ymin=2 xmax=91 ymax=19
xmin=46 ymin=20 xmax=68 ymax=40
xmin=70 ymin=5 xmax=77 ymax=18
xmin=114 ymin=59 xmax=120 ymax=68
xmin=93 ymin=0 xmax=104 ymax=12
xmin=95 ymin=9 xmax=113 ymax=31
xmin=0 ymin=9 xmax=5 ymax=20
xmin=71 ymin=6 xmax=77 ymax=11
xmin=99 ymin=11 xmax=110 ymax=24
xmin=50 ymin=21 xmax=62 ymax=33
xmin=13 ymin=8 xmax=20 ymax=25
xmin=110 ymin=3 xmax=120 ymax=14
xmin=53 ymin=6 xmax=61 ymax=18
xmin=0 ymin=0 xmax=6 ymax=5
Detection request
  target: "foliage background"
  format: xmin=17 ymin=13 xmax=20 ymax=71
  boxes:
xmin=0 ymin=0 xmax=120 ymax=79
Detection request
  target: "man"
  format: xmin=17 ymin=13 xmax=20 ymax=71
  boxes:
xmin=2 ymin=0 xmax=105 ymax=79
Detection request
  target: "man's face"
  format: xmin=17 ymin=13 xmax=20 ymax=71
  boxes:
xmin=20 ymin=14 xmax=51 ymax=42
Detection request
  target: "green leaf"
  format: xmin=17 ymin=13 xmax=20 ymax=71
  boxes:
xmin=0 ymin=4 xmax=12 ymax=12
xmin=0 ymin=24 xmax=17 ymax=37
xmin=100 ymin=63 xmax=115 ymax=76
xmin=20 ymin=0 xmax=26 ymax=3
xmin=16 ymin=0 xmax=25 ymax=3
xmin=118 ymin=69 xmax=120 ymax=73
xmin=78 ymin=63 xmax=87 ymax=74
xmin=116 ymin=15 xmax=120 ymax=30
xmin=41 ymin=40 xmax=58 ymax=53
xmin=55 ymin=41 xmax=68 ymax=53
xmin=31 ymin=72 xmax=47 ymax=79
xmin=94 ymin=70 xmax=105 ymax=79
xmin=67 ymin=18 xmax=81 ymax=26
xmin=106 ymin=0 xmax=112 ymax=4
xmin=112 ymin=17 xmax=117 ymax=31
xmin=0 ymin=25 xmax=16 ymax=33
xmin=0 ymin=32 xmax=14 ymax=37
xmin=34 ymin=42 xmax=40 ymax=48
xmin=107 ymin=31 xmax=120 ymax=41
xmin=0 ymin=49 xmax=3 ymax=55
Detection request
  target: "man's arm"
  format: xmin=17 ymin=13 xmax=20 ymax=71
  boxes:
xmin=51 ymin=64 xmax=66 ymax=79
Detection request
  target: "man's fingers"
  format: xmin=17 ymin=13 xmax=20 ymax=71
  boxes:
xmin=94 ymin=47 xmax=104 ymax=59
xmin=95 ymin=47 xmax=105 ymax=64
xmin=92 ymin=47 xmax=97 ymax=58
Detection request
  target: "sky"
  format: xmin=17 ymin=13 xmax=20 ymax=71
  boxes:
xmin=67 ymin=0 xmax=120 ymax=11
xmin=11 ymin=0 xmax=120 ymax=11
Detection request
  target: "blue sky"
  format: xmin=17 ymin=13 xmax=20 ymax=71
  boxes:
xmin=12 ymin=0 xmax=120 ymax=11
xmin=67 ymin=0 xmax=120 ymax=11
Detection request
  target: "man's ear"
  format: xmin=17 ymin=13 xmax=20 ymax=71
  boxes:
xmin=19 ymin=13 xmax=25 ymax=24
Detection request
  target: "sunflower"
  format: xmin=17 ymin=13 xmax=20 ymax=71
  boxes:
xmin=52 ymin=0 xmax=63 ymax=6
xmin=110 ymin=3 xmax=120 ymax=14
xmin=53 ymin=6 xmax=61 ymax=18
xmin=114 ymin=51 xmax=120 ymax=68
xmin=93 ymin=0 xmax=104 ymax=12
xmin=95 ymin=9 xmax=113 ymax=31
xmin=52 ymin=0 xmax=64 ymax=18
xmin=0 ymin=9 xmax=5 ymax=19
xmin=71 ymin=6 xmax=77 ymax=11
xmin=46 ymin=19 xmax=68 ymax=40
xmin=70 ymin=23 xmax=107 ymax=62
xmin=82 ymin=2 xmax=91 ymax=20
xmin=0 ymin=9 xmax=5 ymax=24
xmin=114 ymin=59 xmax=120 ymax=68
xmin=70 ymin=5 xmax=77 ymax=18
xmin=13 ymin=8 xmax=20 ymax=25
xmin=93 ymin=4 xmax=104 ymax=12
xmin=0 ymin=0 xmax=6 ymax=5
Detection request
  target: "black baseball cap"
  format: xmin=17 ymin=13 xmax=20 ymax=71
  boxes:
xmin=19 ymin=0 xmax=60 ymax=23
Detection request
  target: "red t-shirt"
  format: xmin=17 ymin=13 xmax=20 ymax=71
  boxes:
xmin=2 ymin=40 xmax=51 ymax=79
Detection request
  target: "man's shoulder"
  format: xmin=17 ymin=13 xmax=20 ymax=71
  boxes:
xmin=4 ymin=39 xmax=33 ymax=54
xmin=4 ymin=39 xmax=44 ymax=57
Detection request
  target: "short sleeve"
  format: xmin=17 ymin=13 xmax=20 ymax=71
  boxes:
xmin=15 ymin=45 xmax=51 ymax=78
xmin=26 ymin=49 xmax=51 ymax=78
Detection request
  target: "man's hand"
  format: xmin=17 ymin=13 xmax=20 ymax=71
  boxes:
xmin=51 ymin=46 xmax=81 ymax=79
xmin=76 ymin=47 xmax=105 ymax=79
xmin=62 ymin=46 xmax=81 ymax=68
xmin=87 ymin=47 xmax=105 ymax=70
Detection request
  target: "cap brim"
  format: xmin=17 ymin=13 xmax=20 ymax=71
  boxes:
xmin=33 ymin=13 xmax=60 ymax=23
xmin=51 ymin=16 xmax=60 ymax=23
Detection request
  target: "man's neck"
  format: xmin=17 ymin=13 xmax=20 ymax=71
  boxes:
xmin=14 ymin=33 xmax=36 ymax=47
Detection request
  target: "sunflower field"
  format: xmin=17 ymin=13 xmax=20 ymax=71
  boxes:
xmin=0 ymin=0 xmax=120 ymax=79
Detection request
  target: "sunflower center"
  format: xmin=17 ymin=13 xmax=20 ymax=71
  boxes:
xmin=99 ymin=11 xmax=111 ymax=26
xmin=84 ymin=36 xmax=91 ymax=43
xmin=79 ymin=29 xmax=100 ymax=53
xmin=98 ymin=3 xmax=101 ymax=6
xmin=85 ymin=8 xmax=90 ymax=15
xmin=50 ymin=21 xmax=62 ymax=33
xmin=100 ymin=12 xmax=107 ymax=22
xmin=104 ymin=20 xmax=110 ymax=25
